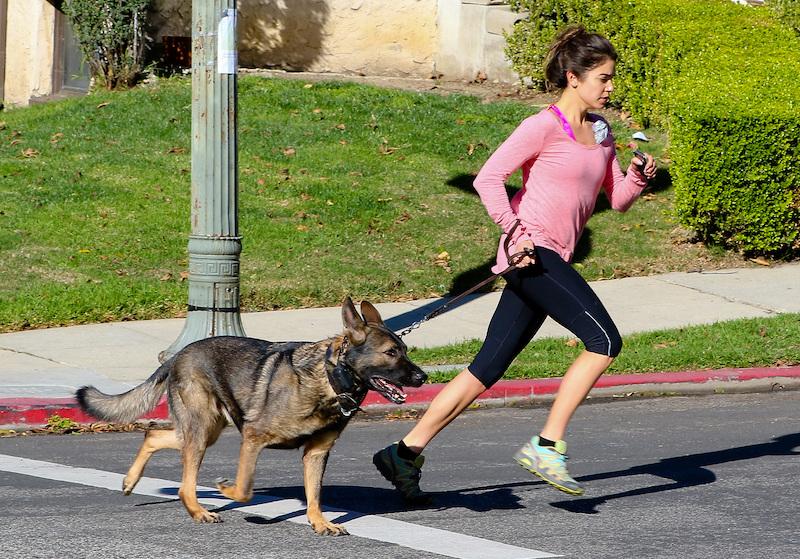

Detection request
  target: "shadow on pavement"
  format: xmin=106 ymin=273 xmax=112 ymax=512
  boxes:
xmin=549 ymin=432 xmax=800 ymax=514
xmin=137 ymin=433 xmax=799 ymax=522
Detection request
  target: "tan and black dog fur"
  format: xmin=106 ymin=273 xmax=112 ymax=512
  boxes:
xmin=76 ymin=298 xmax=426 ymax=535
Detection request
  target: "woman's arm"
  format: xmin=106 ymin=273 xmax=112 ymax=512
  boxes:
xmin=602 ymin=146 xmax=649 ymax=212
xmin=473 ymin=115 xmax=546 ymax=241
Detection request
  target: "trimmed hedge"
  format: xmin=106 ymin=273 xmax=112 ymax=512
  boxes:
xmin=506 ymin=0 xmax=800 ymax=256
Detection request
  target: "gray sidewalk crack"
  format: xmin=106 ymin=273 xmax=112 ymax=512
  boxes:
xmin=0 ymin=346 xmax=76 ymax=367
xmin=654 ymin=276 xmax=780 ymax=315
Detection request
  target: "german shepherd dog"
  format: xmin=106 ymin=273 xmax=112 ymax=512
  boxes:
xmin=76 ymin=298 xmax=426 ymax=535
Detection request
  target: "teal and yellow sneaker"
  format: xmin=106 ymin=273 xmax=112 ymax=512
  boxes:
xmin=373 ymin=442 xmax=432 ymax=505
xmin=514 ymin=436 xmax=585 ymax=496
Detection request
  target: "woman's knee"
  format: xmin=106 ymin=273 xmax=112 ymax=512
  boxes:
xmin=609 ymin=332 xmax=623 ymax=358
xmin=581 ymin=325 xmax=622 ymax=357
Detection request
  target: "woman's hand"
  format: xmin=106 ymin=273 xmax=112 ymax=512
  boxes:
xmin=512 ymin=238 xmax=536 ymax=267
xmin=633 ymin=152 xmax=657 ymax=181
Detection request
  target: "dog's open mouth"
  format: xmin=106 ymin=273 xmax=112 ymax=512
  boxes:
xmin=369 ymin=376 xmax=407 ymax=404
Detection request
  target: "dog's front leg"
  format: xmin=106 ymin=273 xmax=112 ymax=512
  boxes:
xmin=303 ymin=430 xmax=348 ymax=536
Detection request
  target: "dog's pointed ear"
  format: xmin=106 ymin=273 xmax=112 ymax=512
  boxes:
xmin=360 ymin=300 xmax=384 ymax=325
xmin=342 ymin=296 xmax=367 ymax=345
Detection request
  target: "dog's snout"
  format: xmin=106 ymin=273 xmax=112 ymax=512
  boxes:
xmin=411 ymin=368 xmax=427 ymax=387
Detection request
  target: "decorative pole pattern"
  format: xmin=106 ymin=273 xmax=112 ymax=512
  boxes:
xmin=161 ymin=1 xmax=245 ymax=362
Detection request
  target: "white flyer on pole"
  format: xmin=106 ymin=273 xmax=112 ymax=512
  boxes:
xmin=218 ymin=9 xmax=237 ymax=74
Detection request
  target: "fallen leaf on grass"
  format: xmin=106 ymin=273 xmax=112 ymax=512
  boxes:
xmin=433 ymin=251 xmax=452 ymax=273
xmin=21 ymin=148 xmax=39 ymax=158
xmin=565 ymin=338 xmax=579 ymax=347
xmin=467 ymin=142 xmax=488 ymax=155
xmin=653 ymin=341 xmax=677 ymax=349
xmin=283 ymin=147 xmax=296 ymax=157
xmin=167 ymin=146 xmax=186 ymax=154
xmin=96 ymin=102 xmax=111 ymax=109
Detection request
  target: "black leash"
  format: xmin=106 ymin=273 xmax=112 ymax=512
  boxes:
xmin=397 ymin=221 xmax=535 ymax=338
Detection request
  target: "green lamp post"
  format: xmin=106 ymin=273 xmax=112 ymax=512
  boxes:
xmin=160 ymin=0 xmax=245 ymax=362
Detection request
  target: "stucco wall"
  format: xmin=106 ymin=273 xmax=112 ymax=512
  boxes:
xmin=4 ymin=0 xmax=56 ymax=106
xmin=149 ymin=0 xmax=438 ymax=78
xmin=436 ymin=0 xmax=524 ymax=83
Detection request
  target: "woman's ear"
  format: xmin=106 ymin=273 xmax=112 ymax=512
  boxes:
xmin=566 ymin=70 xmax=579 ymax=88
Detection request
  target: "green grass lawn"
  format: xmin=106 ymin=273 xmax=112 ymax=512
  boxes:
xmin=0 ymin=76 xmax=749 ymax=332
xmin=411 ymin=313 xmax=800 ymax=382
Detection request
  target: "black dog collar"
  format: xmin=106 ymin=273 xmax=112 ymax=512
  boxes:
xmin=325 ymin=340 xmax=366 ymax=417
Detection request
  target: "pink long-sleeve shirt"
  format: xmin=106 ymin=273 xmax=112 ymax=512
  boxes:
xmin=473 ymin=109 xmax=648 ymax=272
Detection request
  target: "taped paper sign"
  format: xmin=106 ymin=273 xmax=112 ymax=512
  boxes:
xmin=218 ymin=9 xmax=237 ymax=74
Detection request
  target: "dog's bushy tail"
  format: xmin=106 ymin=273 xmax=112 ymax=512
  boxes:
xmin=76 ymin=360 xmax=172 ymax=423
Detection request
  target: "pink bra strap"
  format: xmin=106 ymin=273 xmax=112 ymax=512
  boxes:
xmin=549 ymin=104 xmax=576 ymax=141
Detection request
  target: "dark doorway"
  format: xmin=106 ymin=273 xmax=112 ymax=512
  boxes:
xmin=53 ymin=8 xmax=90 ymax=94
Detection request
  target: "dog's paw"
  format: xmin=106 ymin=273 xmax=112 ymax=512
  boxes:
xmin=312 ymin=521 xmax=349 ymax=536
xmin=192 ymin=510 xmax=223 ymax=523
xmin=121 ymin=477 xmax=136 ymax=496
xmin=215 ymin=478 xmax=252 ymax=503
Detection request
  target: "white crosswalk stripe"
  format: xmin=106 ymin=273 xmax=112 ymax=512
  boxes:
xmin=0 ymin=454 xmax=560 ymax=559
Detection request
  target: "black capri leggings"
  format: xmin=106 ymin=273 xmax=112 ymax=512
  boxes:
xmin=469 ymin=246 xmax=622 ymax=388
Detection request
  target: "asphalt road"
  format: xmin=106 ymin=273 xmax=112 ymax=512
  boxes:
xmin=1 ymin=391 xmax=798 ymax=559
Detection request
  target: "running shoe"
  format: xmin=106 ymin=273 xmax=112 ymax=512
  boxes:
xmin=514 ymin=436 xmax=585 ymax=496
xmin=373 ymin=442 xmax=432 ymax=504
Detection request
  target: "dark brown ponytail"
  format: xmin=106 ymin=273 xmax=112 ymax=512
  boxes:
xmin=544 ymin=26 xmax=617 ymax=90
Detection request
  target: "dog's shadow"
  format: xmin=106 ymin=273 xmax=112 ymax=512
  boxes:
xmin=144 ymin=433 xmax=799 ymax=522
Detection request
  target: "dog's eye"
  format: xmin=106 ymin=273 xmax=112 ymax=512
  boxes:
xmin=384 ymin=348 xmax=398 ymax=357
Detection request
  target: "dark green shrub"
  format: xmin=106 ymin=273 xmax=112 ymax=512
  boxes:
xmin=663 ymin=2 xmax=800 ymax=255
xmin=62 ymin=0 xmax=150 ymax=90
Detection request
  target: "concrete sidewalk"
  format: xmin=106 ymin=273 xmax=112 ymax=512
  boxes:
xmin=1 ymin=262 xmax=799 ymax=428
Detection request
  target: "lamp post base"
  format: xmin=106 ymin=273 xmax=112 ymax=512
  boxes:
xmin=159 ymin=235 xmax=246 ymax=362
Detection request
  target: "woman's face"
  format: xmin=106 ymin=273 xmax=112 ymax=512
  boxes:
xmin=569 ymin=58 xmax=615 ymax=110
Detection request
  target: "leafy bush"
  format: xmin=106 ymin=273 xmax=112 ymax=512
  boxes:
xmin=505 ymin=0 xmax=615 ymax=91
xmin=62 ymin=0 xmax=150 ymax=90
xmin=505 ymin=0 xmax=800 ymax=256
xmin=768 ymin=0 xmax=800 ymax=35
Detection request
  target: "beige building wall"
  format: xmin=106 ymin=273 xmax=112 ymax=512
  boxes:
xmin=4 ymin=0 xmax=56 ymax=107
xmin=150 ymin=0 xmax=439 ymax=78
xmin=238 ymin=0 xmax=438 ymax=77
xmin=4 ymin=1 xmax=523 ymax=106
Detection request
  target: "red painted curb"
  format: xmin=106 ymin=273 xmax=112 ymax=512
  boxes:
xmin=2 ymin=366 xmax=799 ymax=428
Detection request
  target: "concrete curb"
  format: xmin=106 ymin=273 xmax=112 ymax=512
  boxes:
xmin=2 ymin=366 xmax=798 ymax=430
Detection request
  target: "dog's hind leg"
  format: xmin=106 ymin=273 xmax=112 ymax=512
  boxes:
xmin=303 ymin=430 xmax=348 ymax=536
xmin=216 ymin=426 xmax=265 ymax=503
xmin=123 ymin=429 xmax=181 ymax=495
xmin=173 ymin=388 xmax=228 ymax=523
